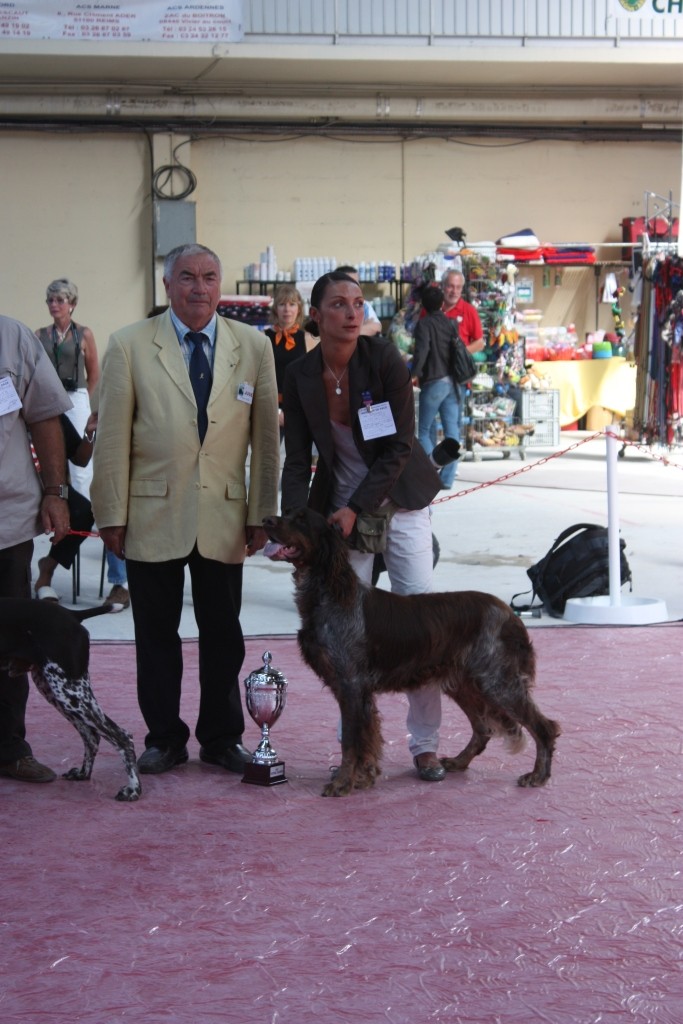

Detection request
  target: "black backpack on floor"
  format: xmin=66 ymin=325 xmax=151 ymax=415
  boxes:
xmin=511 ymin=522 xmax=632 ymax=618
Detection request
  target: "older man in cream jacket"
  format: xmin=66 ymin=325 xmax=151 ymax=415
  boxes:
xmin=92 ymin=244 xmax=280 ymax=776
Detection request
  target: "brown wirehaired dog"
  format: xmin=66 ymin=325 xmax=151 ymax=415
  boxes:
xmin=264 ymin=508 xmax=560 ymax=797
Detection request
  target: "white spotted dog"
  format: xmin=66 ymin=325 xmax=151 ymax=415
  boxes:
xmin=0 ymin=597 xmax=141 ymax=801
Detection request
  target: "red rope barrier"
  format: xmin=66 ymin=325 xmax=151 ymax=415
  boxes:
xmin=63 ymin=430 xmax=683 ymax=525
xmin=431 ymin=429 xmax=683 ymax=506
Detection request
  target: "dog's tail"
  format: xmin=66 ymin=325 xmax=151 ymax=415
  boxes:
xmin=72 ymin=602 xmax=126 ymax=622
xmin=504 ymin=725 xmax=527 ymax=756
xmin=481 ymin=711 xmax=527 ymax=755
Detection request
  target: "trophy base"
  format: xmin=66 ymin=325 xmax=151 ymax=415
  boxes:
xmin=242 ymin=760 xmax=287 ymax=786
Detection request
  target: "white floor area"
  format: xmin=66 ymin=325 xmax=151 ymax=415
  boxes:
xmin=30 ymin=431 xmax=683 ymax=640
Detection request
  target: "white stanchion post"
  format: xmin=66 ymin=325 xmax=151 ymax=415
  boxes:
xmin=605 ymin=424 xmax=621 ymax=606
xmin=564 ymin=426 xmax=668 ymax=624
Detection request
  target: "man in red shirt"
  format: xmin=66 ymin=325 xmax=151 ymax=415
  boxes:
xmin=425 ymin=270 xmax=485 ymax=481
xmin=442 ymin=270 xmax=485 ymax=353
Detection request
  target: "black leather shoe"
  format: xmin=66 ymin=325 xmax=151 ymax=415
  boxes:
xmin=414 ymin=754 xmax=446 ymax=782
xmin=137 ymin=746 xmax=189 ymax=774
xmin=199 ymin=743 xmax=253 ymax=773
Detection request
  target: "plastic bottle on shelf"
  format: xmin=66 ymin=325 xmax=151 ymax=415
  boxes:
xmin=567 ymin=323 xmax=578 ymax=347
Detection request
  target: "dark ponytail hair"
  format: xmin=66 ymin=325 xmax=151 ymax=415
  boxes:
xmin=309 ymin=271 xmax=359 ymax=310
xmin=419 ymin=283 xmax=445 ymax=314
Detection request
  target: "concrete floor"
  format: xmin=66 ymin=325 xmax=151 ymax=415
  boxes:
xmin=31 ymin=430 xmax=683 ymax=641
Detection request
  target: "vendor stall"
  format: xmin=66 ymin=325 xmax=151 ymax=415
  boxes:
xmin=530 ymin=357 xmax=637 ymax=428
xmin=632 ymin=251 xmax=683 ymax=448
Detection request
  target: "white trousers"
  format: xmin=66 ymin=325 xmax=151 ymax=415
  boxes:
xmin=346 ymin=505 xmax=442 ymax=758
xmin=64 ymin=388 xmax=93 ymax=500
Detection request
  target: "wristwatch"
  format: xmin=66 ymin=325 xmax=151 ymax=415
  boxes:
xmin=43 ymin=484 xmax=69 ymax=500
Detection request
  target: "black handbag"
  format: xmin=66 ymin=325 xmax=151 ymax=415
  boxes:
xmin=449 ymin=334 xmax=477 ymax=385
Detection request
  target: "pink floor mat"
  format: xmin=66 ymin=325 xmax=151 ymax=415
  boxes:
xmin=1 ymin=625 xmax=681 ymax=1023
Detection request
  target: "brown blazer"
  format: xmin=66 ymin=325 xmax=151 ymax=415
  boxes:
xmin=91 ymin=311 xmax=280 ymax=563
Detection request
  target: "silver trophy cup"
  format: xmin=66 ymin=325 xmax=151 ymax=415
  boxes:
xmin=242 ymin=651 xmax=288 ymax=786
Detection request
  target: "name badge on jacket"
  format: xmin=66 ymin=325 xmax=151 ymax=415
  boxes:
xmin=358 ymin=402 xmax=396 ymax=440
xmin=237 ymin=382 xmax=254 ymax=405
xmin=0 ymin=376 xmax=22 ymax=416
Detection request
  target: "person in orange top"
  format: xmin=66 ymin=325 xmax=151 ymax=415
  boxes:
xmin=265 ymin=284 xmax=316 ymax=436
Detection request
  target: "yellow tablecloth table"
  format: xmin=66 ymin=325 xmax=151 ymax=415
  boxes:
xmin=531 ymin=358 xmax=637 ymax=427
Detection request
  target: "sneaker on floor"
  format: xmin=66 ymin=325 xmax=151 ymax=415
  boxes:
xmin=0 ymin=755 xmax=57 ymax=783
xmin=106 ymin=585 xmax=130 ymax=609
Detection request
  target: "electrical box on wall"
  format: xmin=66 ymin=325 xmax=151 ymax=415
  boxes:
xmin=154 ymin=200 xmax=196 ymax=256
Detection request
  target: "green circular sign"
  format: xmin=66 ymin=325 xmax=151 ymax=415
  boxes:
xmin=617 ymin=0 xmax=648 ymax=12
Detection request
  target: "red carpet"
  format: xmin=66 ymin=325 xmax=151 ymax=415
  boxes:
xmin=2 ymin=626 xmax=681 ymax=1023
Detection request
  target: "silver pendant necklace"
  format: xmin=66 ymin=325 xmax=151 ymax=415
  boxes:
xmin=53 ymin=321 xmax=72 ymax=344
xmin=322 ymin=358 xmax=348 ymax=396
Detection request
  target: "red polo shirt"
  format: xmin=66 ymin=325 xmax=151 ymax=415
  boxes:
xmin=444 ymin=299 xmax=483 ymax=347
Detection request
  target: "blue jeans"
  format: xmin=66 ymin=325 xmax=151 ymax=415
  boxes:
xmin=106 ymin=550 xmax=127 ymax=586
xmin=418 ymin=377 xmax=461 ymax=488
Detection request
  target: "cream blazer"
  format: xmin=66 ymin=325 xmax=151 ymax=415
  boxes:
xmin=91 ymin=311 xmax=280 ymax=563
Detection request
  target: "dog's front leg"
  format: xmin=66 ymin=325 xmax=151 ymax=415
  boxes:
xmin=323 ymin=691 xmax=381 ymax=797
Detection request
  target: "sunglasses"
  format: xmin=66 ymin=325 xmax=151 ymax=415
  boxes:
xmin=46 ymin=296 xmax=69 ymax=305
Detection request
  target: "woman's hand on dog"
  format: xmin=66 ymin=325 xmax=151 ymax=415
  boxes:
xmin=328 ymin=506 xmax=357 ymax=539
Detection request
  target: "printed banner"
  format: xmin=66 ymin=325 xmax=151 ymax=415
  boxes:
xmin=611 ymin=0 xmax=683 ymax=23
xmin=0 ymin=1 xmax=243 ymax=43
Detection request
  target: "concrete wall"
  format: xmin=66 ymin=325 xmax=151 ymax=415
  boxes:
xmin=1 ymin=129 xmax=679 ymax=350
xmin=2 ymin=131 xmax=150 ymax=351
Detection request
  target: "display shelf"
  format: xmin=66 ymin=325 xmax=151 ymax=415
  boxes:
xmin=235 ymin=280 xmax=281 ymax=295
xmin=218 ymin=294 xmax=271 ymax=329
xmin=508 ymin=261 xmax=631 ymax=333
xmin=464 ymin=381 xmax=527 ymax=461
xmin=464 ymin=349 xmax=527 ymax=460
xmin=519 ymin=389 xmax=561 ymax=447
xmin=464 ymin=383 xmax=561 ymax=456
